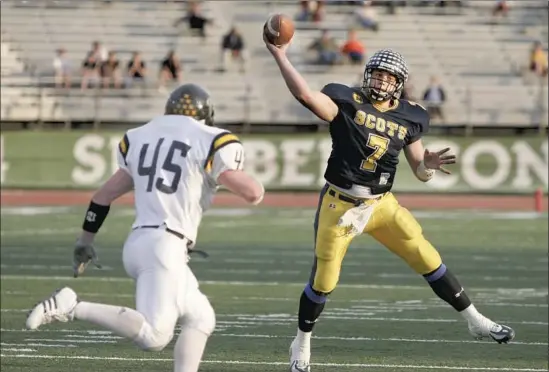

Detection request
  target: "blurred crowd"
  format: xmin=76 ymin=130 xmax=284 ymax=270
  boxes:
xmin=51 ymin=1 xmax=248 ymax=92
xmin=50 ymin=0 xmax=547 ymax=111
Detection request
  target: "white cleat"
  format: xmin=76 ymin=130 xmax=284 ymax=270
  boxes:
xmin=468 ymin=316 xmax=515 ymax=344
xmin=289 ymin=337 xmax=311 ymax=372
xmin=26 ymin=287 xmax=78 ymax=330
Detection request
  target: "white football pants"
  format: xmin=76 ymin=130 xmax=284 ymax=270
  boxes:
xmin=122 ymin=227 xmax=216 ymax=349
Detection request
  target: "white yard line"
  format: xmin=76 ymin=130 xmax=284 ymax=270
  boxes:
xmin=2 ymin=309 xmax=545 ymax=326
xmin=0 ymin=328 xmax=546 ymax=346
xmin=215 ymin=333 xmax=547 ymax=346
xmin=2 ymin=275 xmax=547 ymax=294
xmin=0 ymin=354 xmax=545 ymax=371
xmin=24 ymin=338 xmax=116 ymax=344
xmin=218 ymin=314 xmax=547 ymax=326
xmin=0 ymin=264 xmax=544 ymax=278
xmin=0 ymin=264 xmax=113 ymax=271
xmin=1 ymin=348 xmax=36 ymax=352
xmin=2 ymin=254 xmax=546 ymax=274
xmin=1 ymin=341 xmax=77 ymax=348
xmin=3 ymin=290 xmax=546 ymax=308
xmin=0 ymin=329 xmax=113 ymax=335
xmin=228 ymin=296 xmax=548 ymax=307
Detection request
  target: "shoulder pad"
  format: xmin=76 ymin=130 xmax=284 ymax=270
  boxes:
xmin=321 ymin=83 xmax=354 ymax=102
xmin=209 ymin=131 xmax=241 ymax=153
xmin=402 ymin=100 xmax=430 ymax=133
xmin=204 ymin=131 xmax=241 ymax=171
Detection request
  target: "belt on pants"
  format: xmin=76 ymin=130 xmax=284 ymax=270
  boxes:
xmin=327 ymin=188 xmax=383 ymax=207
xmin=135 ymin=225 xmax=209 ymax=258
xmin=138 ymin=225 xmax=185 ymax=239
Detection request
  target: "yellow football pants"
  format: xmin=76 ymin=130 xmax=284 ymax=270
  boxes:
xmin=310 ymin=184 xmax=442 ymax=294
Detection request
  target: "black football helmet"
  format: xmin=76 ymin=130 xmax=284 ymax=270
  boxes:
xmin=165 ymin=83 xmax=215 ymax=126
xmin=362 ymin=49 xmax=409 ymax=102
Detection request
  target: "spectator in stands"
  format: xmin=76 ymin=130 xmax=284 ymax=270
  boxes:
xmin=436 ymin=1 xmax=464 ymax=8
xmin=127 ymin=51 xmax=147 ymax=86
xmin=295 ymin=1 xmax=312 ymax=21
xmin=81 ymin=52 xmax=100 ymax=90
xmin=312 ymin=1 xmax=326 ymax=23
xmin=353 ymin=1 xmax=379 ymax=32
xmin=387 ymin=0 xmax=406 ymax=15
xmin=219 ymin=26 xmax=247 ymax=73
xmin=340 ymin=29 xmax=365 ymax=64
xmin=422 ymin=76 xmax=446 ymax=123
xmin=173 ymin=1 xmax=212 ymax=38
xmin=159 ymin=50 xmax=182 ymax=91
xmin=492 ymin=0 xmax=509 ymax=20
xmin=90 ymin=41 xmax=108 ymax=62
xmin=53 ymin=48 xmax=71 ymax=89
xmin=307 ymin=30 xmax=341 ymax=65
xmin=295 ymin=1 xmax=325 ymax=22
xmin=529 ymin=41 xmax=548 ymax=78
xmin=100 ymin=51 xmax=121 ymax=89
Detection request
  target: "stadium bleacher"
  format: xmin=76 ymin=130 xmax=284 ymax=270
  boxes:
xmin=0 ymin=0 xmax=547 ymax=129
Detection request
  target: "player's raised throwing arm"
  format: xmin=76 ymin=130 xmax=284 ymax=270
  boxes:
xmin=264 ymin=34 xmax=339 ymax=123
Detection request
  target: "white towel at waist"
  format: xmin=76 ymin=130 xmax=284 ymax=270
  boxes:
xmin=336 ymin=196 xmax=380 ymax=237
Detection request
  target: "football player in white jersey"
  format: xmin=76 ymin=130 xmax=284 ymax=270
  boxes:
xmin=25 ymin=84 xmax=264 ymax=372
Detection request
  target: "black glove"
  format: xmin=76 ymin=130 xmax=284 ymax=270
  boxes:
xmin=73 ymin=240 xmax=102 ymax=278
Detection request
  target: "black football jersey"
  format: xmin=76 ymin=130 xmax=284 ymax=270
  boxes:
xmin=321 ymin=83 xmax=430 ymax=194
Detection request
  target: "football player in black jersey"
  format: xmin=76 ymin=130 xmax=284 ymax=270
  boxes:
xmin=264 ymin=36 xmax=515 ymax=372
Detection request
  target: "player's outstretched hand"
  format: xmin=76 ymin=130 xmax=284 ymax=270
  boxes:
xmin=424 ymin=148 xmax=456 ymax=175
xmin=263 ymin=32 xmax=290 ymax=56
xmin=73 ymin=240 xmax=102 ymax=278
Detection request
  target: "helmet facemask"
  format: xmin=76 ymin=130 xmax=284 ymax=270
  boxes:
xmin=361 ymin=49 xmax=409 ymax=102
xmin=363 ymin=68 xmax=404 ymax=102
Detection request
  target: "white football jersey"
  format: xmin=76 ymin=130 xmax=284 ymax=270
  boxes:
xmin=117 ymin=115 xmax=244 ymax=244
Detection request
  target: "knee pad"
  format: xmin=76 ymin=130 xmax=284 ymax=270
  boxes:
xmin=311 ymin=258 xmax=340 ymax=294
xmin=136 ymin=324 xmax=174 ymax=352
xmin=183 ymin=293 xmax=216 ymax=336
xmin=393 ymin=207 xmax=422 ymax=240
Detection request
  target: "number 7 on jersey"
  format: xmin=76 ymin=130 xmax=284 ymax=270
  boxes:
xmin=360 ymin=133 xmax=390 ymax=172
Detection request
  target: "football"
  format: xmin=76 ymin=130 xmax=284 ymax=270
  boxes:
xmin=263 ymin=13 xmax=294 ymax=46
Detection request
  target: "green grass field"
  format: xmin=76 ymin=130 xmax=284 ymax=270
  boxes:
xmin=1 ymin=206 xmax=548 ymax=372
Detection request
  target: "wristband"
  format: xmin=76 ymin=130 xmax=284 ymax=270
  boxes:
xmin=416 ymin=160 xmax=435 ymax=182
xmin=82 ymin=201 xmax=110 ymax=233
